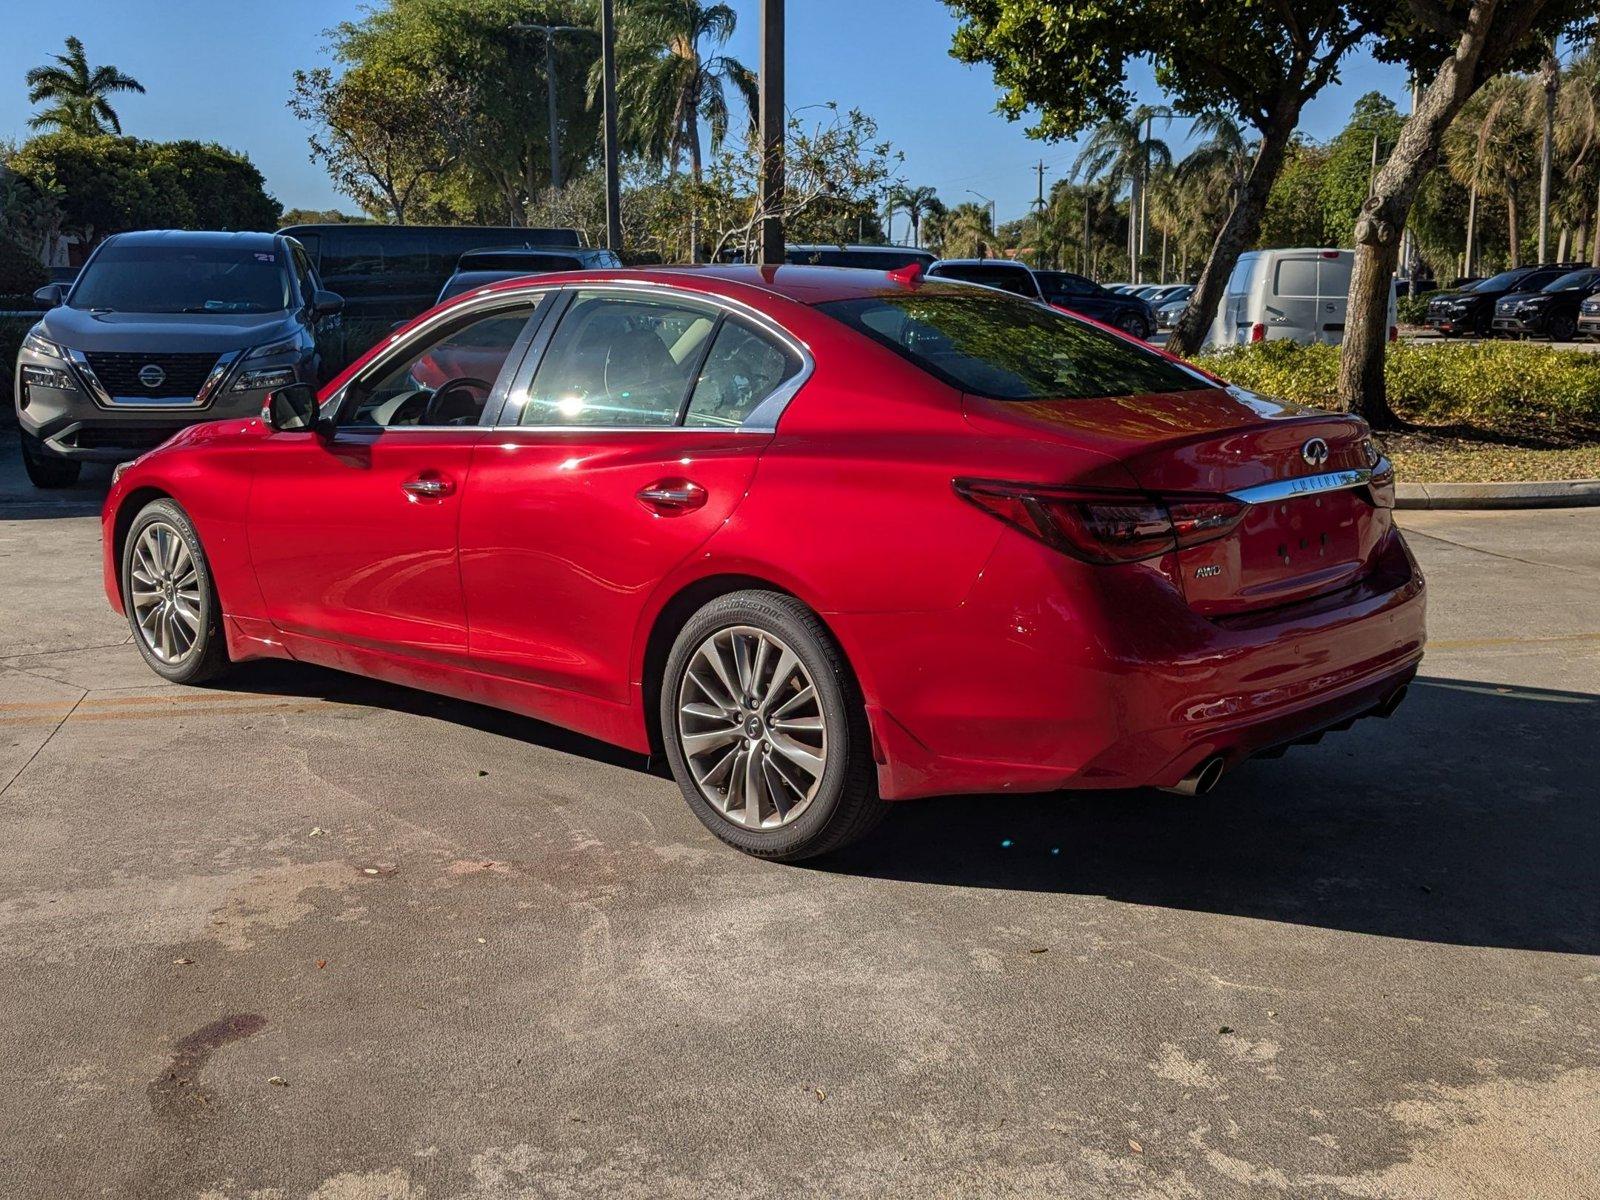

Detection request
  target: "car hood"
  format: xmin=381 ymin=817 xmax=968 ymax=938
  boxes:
xmin=37 ymin=306 xmax=300 ymax=354
xmin=1498 ymin=290 xmax=1547 ymax=306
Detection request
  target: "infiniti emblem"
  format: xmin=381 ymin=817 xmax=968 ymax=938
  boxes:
xmin=138 ymin=363 xmax=166 ymax=389
xmin=1301 ymin=437 xmax=1330 ymax=467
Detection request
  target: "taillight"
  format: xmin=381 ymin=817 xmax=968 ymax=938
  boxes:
xmin=954 ymin=479 xmax=1246 ymax=564
xmin=1249 ymin=323 xmax=1266 ymax=343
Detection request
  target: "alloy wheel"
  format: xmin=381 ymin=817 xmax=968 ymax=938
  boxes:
xmin=675 ymin=625 xmax=828 ymax=830
xmin=129 ymin=522 xmax=203 ymax=664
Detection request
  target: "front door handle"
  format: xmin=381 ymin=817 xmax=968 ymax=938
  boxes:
xmin=636 ymin=479 xmax=707 ymax=513
xmin=401 ymin=474 xmax=455 ymax=500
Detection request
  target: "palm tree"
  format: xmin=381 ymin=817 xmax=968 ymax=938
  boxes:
xmin=1072 ymin=104 xmax=1171 ymax=281
xmin=929 ymin=201 xmax=994 ymax=258
xmin=1445 ymin=75 xmax=1540 ymax=268
xmin=1556 ymin=48 xmax=1600 ymax=264
xmin=612 ymin=1 xmax=757 ymax=183
xmin=891 ymin=185 xmax=943 ymax=247
xmin=1177 ymin=113 xmax=1254 ymax=212
xmin=26 ymin=36 xmax=145 ymax=137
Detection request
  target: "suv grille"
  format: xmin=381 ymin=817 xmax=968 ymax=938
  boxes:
xmin=86 ymin=351 xmax=219 ymax=398
xmin=73 ymin=426 xmax=187 ymax=450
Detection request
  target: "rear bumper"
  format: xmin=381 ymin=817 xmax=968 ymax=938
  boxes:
xmin=836 ymin=525 xmax=1425 ymax=801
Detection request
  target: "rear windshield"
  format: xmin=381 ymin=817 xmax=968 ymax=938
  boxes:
xmin=818 ymin=293 xmax=1206 ymax=400
xmin=72 ymin=243 xmax=290 ymax=314
xmin=928 ymin=264 xmax=1037 ymax=297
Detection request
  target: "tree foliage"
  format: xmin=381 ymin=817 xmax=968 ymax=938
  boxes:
xmin=6 ymin=134 xmax=280 ymax=243
xmin=25 ymin=36 xmax=145 ymax=137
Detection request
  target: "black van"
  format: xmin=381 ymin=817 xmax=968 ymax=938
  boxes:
xmin=277 ymin=224 xmax=583 ymax=322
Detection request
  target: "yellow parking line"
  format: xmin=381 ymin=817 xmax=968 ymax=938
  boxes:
xmin=1427 ymin=631 xmax=1600 ymax=650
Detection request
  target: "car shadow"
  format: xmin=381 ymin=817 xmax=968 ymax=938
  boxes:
xmin=818 ymin=676 xmax=1600 ymax=955
xmin=217 ymin=663 xmax=1596 ymax=955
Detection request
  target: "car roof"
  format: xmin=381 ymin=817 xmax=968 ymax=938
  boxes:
xmin=471 ymin=263 xmax=987 ymax=306
xmin=105 ymin=229 xmax=281 ymax=251
xmin=931 ymin=258 xmax=1030 ymax=270
xmin=787 ymin=243 xmax=932 ymax=254
xmin=461 ymin=247 xmax=604 ymax=262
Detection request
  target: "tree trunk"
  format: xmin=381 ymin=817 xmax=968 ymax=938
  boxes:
xmin=1592 ymin=170 xmax=1600 ymax=266
xmin=1167 ymin=100 xmax=1299 ymax=358
xmin=1557 ymin=226 xmax=1569 ymax=262
xmin=1465 ymin=180 xmax=1478 ymax=276
xmin=1507 ymin=192 xmax=1521 ymax=266
xmin=1337 ymin=0 xmax=1500 ymax=427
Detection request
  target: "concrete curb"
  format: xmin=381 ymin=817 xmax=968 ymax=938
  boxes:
xmin=1397 ymin=479 xmax=1600 ymax=509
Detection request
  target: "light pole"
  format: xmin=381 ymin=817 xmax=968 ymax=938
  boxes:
xmin=758 ymin=0 xmax=786 ymax=266
xmin=510 ymin=22 xmax=591 ymax=192
xmin=600 ymin=0 xmax=622 ymax=254
xmin=967 ymin=189 xmax=996 ymax=255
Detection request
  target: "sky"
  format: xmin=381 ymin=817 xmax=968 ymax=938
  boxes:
xmin=1 ymin=0 xmax=1413 ymax=233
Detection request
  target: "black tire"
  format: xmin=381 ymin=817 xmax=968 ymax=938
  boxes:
xmin=1115 ymin=311 xmax=1150 ymax=340
xmin=660 ymin=590 xmax=888 ymax=861
xmin=19 ymin=430 xmax=81 ymax=489
xmin=121 ymin=498 xmax=231 ymax=685
xmin=1550 ymin=313 xmax=1578 ymax=342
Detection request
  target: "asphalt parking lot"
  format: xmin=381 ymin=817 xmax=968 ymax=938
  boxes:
xmin=1 ymin=447 xmax=1597 ymax=1199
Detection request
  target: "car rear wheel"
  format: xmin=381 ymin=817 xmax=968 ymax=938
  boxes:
xmin=19 ymin=431 xmax=82 ymax=489
xmin=661 ymin=590 xmax=887 ymax=861
xmin=122 ymin=499 xmax=231 ymax=685
xmin=1115 ymin=311 xmax=1150 ymax=339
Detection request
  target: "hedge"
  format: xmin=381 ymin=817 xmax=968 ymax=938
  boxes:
xmin=1198 ymin=340 xmax=1600 ymax=433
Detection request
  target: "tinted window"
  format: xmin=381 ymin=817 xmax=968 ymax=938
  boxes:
xmin=684 ymin=319 xmax=801 ymax=427
xmin=1543 ymin=269 xmax=1600 ymax=292
xmin=1473 ymin=269 xmax=1536 ymax=292
xmin=342 ymin=303 xmax=541 ymax=428
xmin=1039 ymin=272 xmax=1096 ymax=298
xmin=514 ymin=291 xmax=715 ymax=426
xmin=321 ymin=227 xmax=437 ymax=281
xmin=819 ymin=293 xmax=1204 ymax=401
xmin=930 ymin=264 xmax=1038 ymax=297
xmin=71 ymin=242 xmax=291 ymax=314
xmin=1274 ymin=259 xmax=1319 ymax=297
xmin=457 ymin=252 xmax=584 ymax=272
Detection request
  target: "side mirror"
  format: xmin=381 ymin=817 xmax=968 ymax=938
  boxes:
xmin=33 ymin=284 xmax=63 ymax=308
xmin=263 ymin=383 xmax=321 ymax=432
xmin=311 ymin=289 xmax=344 ymax=318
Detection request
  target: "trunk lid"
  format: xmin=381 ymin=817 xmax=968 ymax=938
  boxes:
xmin=964 ymin=385 xmax=1386 ymax=615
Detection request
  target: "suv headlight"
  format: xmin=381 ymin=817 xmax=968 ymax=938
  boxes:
xmin=246 ymin=333 xmax=307 ymax=360
xmin=21 ymin=328 xmax=64 ymax=359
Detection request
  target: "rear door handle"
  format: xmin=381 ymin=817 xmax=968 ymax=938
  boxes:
xmin=401 ymin=474 xmax=455 ymax=500
xmin=636 ymin=479 xmax=707 ymax=513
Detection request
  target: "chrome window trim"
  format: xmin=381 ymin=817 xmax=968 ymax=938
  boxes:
xmin=496 ymin=281 xmax=815 ymax=433
xmin=1227 ymin=465 xmax=1380 ymax=506
xmin=67 ymin=348 xmax=243 ymax=410
xmin=323 ymin=286 xmax=559 ymax=429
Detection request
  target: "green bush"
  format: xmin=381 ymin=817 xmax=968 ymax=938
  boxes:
xmin=1396 ymin=290 xmax=1438 ymax=326
xmin=2 ymin=314 xmax=38 ymax=429
xmin=1198 ymin=339 xmax=1600 ymax=433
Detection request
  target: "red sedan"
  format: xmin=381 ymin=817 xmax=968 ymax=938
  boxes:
xmin=101 ymin=266 xmax=1425 ymax=860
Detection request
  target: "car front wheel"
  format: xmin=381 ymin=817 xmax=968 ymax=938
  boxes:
xmin=19 ymin=431 xmax=82 ymax=489
xmin=661 ymin=590 xmax=887 ymax=861
xmin=1115 ymin=311 xmax=1150 ymax=339
xmin=122 ymin=498 xmax=231 ymax=685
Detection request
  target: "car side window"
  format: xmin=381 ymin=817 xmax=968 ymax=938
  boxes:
xmin=683 ymin=318 xmax=801 ymax=428
xmin=513 ymin=291 xmax=715 ymax=426
xmin=339 ymin=303 xmax=541 ymax=429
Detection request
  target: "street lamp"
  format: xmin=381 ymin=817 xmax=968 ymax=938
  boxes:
xmin=967 ymin=189 xmax=997 ymax=254
xmin=510 ymin=22 xmax=592 ymax=191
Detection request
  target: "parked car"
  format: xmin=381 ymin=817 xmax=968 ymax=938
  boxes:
xmin=15 ymin=229 xmax=341 ymax=488
xmin=1154 ymin=285 xmax=1196 ymax=330
xmin=784 ymin=244 xmax=937 ymax=271
xmin=1209 ymin=248 xmax=1395 ymax=348
xmin=1489 ymin=267 xmax=1600 ymax=341
xmin=276 ymin=223 xmax=582 ymax=322
xmin=1578 ymin=292 xmax=1600 ymax=339
xmin=436 ymin=247 xmax=623 ymax=304
xmin=1424 ymin=264 xmax=1575 ymax=337
xmin=101 ymin=265 xmax=1420 ymax=861
xmin=929 ymin=260 xmax=1155 ymax=338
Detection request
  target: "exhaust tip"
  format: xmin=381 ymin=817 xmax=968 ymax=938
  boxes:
xmin=1377 ymin=684 xmax=1409 ymax=719
xmin=1162 ymin=755 xmax=1226 ymax=797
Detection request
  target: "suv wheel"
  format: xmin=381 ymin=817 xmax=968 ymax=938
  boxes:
xmin=122 ymin=499 xmax=231 ymax=685
xmin=1549 ymin=312 xmax=1578 ymax=342
xmin=660 ymin=590 xmax=888 ymax=861
xmin=1115 ymin=311 xmax=1150 ymax=339
xmin=19 ymin=431 xmax=82 ymax=489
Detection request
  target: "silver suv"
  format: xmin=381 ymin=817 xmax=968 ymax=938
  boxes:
xmin=15 ymin=229 xmax=341 ymax=488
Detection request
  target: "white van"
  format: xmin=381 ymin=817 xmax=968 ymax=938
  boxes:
xmin=1206 ymin=249 xmax=1396 ymax=349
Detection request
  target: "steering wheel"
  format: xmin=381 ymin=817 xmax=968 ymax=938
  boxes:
xmin=421 ymin=376 xmax=493 ymax=426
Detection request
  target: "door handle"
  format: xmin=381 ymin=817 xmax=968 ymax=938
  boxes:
xmin=401 ymin=474 xmax=455 ymax=500
xmin=636 ymin=479 xmax=707 ymax=513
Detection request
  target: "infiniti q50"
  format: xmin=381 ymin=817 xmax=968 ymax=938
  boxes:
xmin=101 ymin=265 xmax=1424 ymax=860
